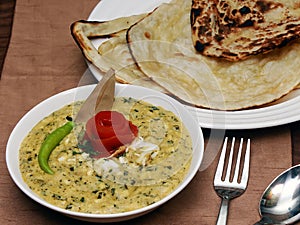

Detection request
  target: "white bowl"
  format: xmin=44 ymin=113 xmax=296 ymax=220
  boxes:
xmin=6 ymin=83 xmax=204 ymax=223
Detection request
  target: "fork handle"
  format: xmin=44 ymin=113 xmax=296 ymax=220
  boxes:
xmin=216 ymin=198 xmax=229 ymax=225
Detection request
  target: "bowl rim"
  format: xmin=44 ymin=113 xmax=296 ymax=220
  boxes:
xmin=6 ymin=83 xmax=204 ymax=220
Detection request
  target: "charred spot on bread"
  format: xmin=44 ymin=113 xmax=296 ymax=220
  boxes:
xmin=191 ymin=0 xmax=300 ymax=61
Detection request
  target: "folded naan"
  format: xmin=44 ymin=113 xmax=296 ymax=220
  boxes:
xmin=127 ymin=0 xmax=300 ymax=110
xmin=71 ymin=15 xmax=166 ymax=92
xmin=191 ymin=0 xmax=300 ymax=61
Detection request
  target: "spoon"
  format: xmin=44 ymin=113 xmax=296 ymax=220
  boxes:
xmin=254 ymin=165 xmax=300 ymax=225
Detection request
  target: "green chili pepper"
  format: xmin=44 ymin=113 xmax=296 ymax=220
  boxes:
xmin=38 ymin=121 xmax=74 ymax=174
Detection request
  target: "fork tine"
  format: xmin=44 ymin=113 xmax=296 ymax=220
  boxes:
xmin=214 ymin=137 xmax=228 ymax=182
xmin=225 ymin=137 xmax=235 ymax=181
xmin=214 ymin=137 xmax=251 ymax=225
xmin=241 ymin=139 xmax=251 ymax=185
xmin=233 ymin=138 xmax=244 ymax=182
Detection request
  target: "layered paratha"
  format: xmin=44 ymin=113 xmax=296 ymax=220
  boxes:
xmin=71 ymin=15 xmax=166 ymax=92
xmin=71 ymin=0 xmax=300 ymax=110
xmin=127 ymin=0 xmax=300 ymax=110
xmin=191 ymin=0 xmax=300 ymax=61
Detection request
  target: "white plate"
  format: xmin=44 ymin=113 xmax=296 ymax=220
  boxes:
xmin=6 ymin=83 xmax=204 ymax=223
xmin=87 ymin=0 xmax=300 ymax=130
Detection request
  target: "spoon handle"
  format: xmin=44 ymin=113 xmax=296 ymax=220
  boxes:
xmin=253 ymin=217 xmax=277 ymax=225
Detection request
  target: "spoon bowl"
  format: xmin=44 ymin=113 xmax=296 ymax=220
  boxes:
xmin=255 ymin=165 xmax=300 ymax=224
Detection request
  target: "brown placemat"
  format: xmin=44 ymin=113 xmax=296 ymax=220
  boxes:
xmin=0 ymin=0 xmax=16 ymax=77
xmin=0 ymin=0 xmax=295 ymax=224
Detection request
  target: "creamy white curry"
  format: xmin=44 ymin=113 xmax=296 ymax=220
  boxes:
xmin=19 ymin=97 xmax=192 ymax=214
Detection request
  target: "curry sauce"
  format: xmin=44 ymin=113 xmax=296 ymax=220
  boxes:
xmin=19 ymin=97 xmax=192 ymax=214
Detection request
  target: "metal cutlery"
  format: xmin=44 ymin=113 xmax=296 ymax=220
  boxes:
xmin=214 ymin=137 xmax=251 ymax=225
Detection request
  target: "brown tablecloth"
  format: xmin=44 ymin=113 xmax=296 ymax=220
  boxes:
xmin=0 ymin=0 xmax=297 ymax=224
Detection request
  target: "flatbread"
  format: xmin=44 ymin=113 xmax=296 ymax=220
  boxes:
xmin=191 ymin=0 xmax=300 ymax=61
xmin=71 ymin=0 xmax=300 ymax=110
xmin=127 ymin=0 xmax=300 ymax=110
xmin=71 ymin=15 xmax=166 ymax=92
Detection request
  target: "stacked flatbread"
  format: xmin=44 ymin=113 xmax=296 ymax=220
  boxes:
xmin=191 ymin=0 xmax=300 ymax=61
xmin=71 ymin=0 xmax=300 ymax=110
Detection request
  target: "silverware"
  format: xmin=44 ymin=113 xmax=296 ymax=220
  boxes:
xmin=254 ymin=165 xmax=300 ymax=225
xmin=214 ymin=137 xmax=251 ymax=225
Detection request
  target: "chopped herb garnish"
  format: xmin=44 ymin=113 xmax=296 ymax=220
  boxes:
xmin=111 ymin=188 xmax=116 ymax=196
xmin=122 ymin=97 xmax=134 ymax=103
xmin=72 ymin=151 xmax=82 ymax=155
xmin=173 ymin=125 xmax=180 ymax=130
xmin=66 ymin=116 xmax=73 ymax=121
xmin=149 ymin=106 xmax=159 ymax=111
xmin=97 ymin=192 xmax=103 ymax=199
xmin=52 ymin=194 xmax=62 ymax=200
xmin=130 ymin=180 xmax=136 ymax=185
xmin=66 ymin=204 xmax=73 ymax=210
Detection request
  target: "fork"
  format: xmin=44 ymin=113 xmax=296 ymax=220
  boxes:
xmin=214 ymin=137 xmax=251 ymax=225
